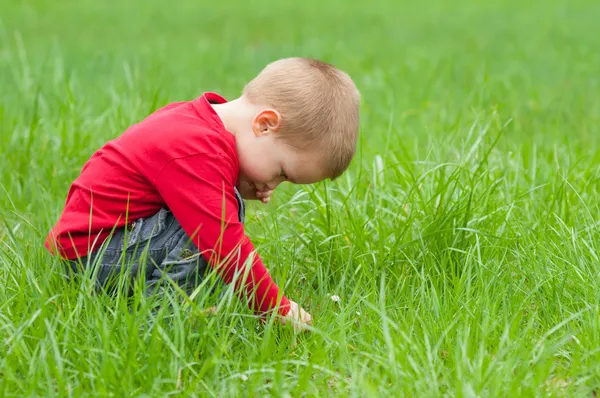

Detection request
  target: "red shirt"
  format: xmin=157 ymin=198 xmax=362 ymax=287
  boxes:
xmin=46 ymin=93 xmax=290 ymax=316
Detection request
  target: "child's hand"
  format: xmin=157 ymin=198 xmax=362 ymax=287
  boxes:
xmin=237 ymin=181 xmax=274 ymax=203
xmin=280 ymin=300 xmax=312 ymax=332
xmin=256 ymin=189 xmax=274 ymax=204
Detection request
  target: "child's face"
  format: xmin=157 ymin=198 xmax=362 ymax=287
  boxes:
xmin=236 ymin=129 xmax=327 ymax=200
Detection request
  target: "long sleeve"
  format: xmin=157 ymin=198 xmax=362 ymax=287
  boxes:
xmin=154 ymin=153 xmax=290 ymax=316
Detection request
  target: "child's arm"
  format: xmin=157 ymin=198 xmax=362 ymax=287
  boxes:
xmin=154 ymin=153 xmax=292 ymax=316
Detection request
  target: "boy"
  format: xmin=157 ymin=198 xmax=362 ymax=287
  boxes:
xmin=46 ymin=58 xmax=360 ymax=329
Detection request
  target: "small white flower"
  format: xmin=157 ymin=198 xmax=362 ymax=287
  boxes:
xmin=330 ymin=295 xmax=341 ymax=302
xmin=240 ymin=374 xmax=248 ymax=381
xmin=356 ymin=311 xmax=361 ymax=315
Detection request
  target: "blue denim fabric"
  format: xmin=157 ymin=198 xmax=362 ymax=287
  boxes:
xmin=67 ymin=188 xmax=246 ymax=298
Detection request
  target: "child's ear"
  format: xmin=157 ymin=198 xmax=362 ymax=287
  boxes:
xmin=252 ymin=109 xmax=281 ymax=137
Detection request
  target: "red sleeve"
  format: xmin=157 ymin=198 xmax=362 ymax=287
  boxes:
xmin=154 ymin=154 xmax=290 ymax=316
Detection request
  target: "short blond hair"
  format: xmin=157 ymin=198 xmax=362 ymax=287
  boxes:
xmin=243 ymin=58 xmax=360 ymax=180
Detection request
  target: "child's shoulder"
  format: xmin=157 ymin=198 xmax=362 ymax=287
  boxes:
xmin=116 ymin=99 xmax=233 ymax=160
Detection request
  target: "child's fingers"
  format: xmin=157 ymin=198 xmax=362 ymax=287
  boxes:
xmin=256 ymin=189 xmax=274 ymax=203
xmin=256 ymin=190 xmax=273 ymax=197
xmin=200 ymin=306 xmax=217 ymax=315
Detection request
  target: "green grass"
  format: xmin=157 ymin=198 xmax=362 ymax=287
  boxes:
xmin=1 ymin=0 xmax=600 ymax=395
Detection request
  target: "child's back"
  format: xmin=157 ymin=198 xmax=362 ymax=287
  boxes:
xmin=48 ymin=94 xmax=236 ymax=260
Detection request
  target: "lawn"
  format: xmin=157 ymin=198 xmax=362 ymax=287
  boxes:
xmin=1 ymin=0 xmax=600 ymax=396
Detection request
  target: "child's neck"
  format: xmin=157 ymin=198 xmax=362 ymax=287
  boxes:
xmin=212 ymin=97 xmax=257 ymax=139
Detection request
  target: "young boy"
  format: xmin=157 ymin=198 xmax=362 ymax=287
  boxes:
xmin=45 ymin=58 xmax=360 ymax=329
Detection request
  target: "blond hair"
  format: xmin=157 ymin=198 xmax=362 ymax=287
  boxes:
xmin=243 ymin=58 xmax=360 ymax=180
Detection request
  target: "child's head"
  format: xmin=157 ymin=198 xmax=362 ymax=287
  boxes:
xmin=221 ymin=58 xmax=360 ymax=199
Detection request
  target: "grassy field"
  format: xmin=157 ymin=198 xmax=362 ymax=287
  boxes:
xmin=1 ymin=0 xmax=600 ymax=396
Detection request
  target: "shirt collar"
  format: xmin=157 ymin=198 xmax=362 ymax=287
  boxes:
xmin=191 ymin=92 xmax=229 ymax=129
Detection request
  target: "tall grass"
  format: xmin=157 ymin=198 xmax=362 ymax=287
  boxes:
xmin=1 ymin=0 xmax=599 ymax=395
